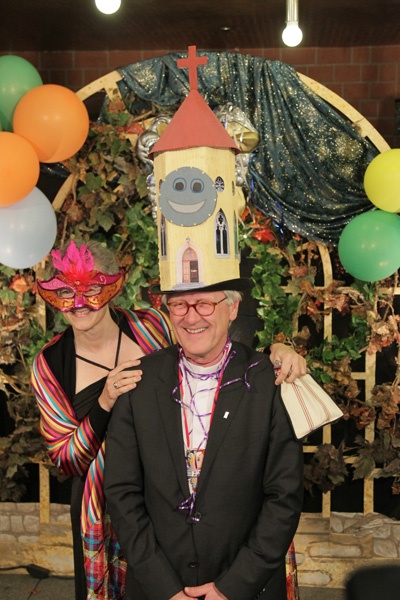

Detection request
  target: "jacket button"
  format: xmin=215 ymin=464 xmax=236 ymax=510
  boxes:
xmin=188 ymin=561 xmax=199 ymax=568
xmin=194 ymin=511 xmax=202 ymax=520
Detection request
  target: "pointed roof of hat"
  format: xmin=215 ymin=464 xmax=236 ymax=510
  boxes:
xmin=150 ymin=46 xmax=239 ymax=156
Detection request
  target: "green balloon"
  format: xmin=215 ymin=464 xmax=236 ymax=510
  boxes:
xmin=0 ymin=55 xmax=43 ymax=131
xmin=338 ymin=210 xmax=400 ymax=282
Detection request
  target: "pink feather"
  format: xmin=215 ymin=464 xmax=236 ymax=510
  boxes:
xmin=51 ymin=241 xmax=95 ymax=284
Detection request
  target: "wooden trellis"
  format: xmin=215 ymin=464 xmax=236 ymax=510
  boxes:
xmin=38 ymin=66 xmax=391 ymax=523
xmin=299 ymin=242 xmax=378 ymax=518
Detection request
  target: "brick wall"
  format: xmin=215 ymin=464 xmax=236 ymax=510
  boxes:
xmin=1 ymin=45 xmax=399 ymax=147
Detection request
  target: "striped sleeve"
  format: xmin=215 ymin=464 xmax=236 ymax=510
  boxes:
xmin=123 ymin=307 xmax=175 ymax=353
xmin=31 ymin=336 xmax=103 ymax=477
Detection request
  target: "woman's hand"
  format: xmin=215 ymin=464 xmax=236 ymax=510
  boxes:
xmin=269 ymin=343 xmax=308 ymax=384
xmin=98 ymin=359 xmax=142 ymax=412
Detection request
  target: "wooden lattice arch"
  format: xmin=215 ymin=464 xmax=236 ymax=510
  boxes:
xmin=37 ymin=66 xmax=392 ymax=525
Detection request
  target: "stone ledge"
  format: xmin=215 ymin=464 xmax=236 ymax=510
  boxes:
xmin=0 ymin=506 xmax=399 ymax=583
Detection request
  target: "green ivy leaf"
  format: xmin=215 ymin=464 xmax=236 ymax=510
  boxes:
xmin=85 ymin=172 xmax=104 ymax=192
xmin=353 ymin=453 xmax=375 ymax=479
xmin=136 ymin=172 xmax=150 ymax=198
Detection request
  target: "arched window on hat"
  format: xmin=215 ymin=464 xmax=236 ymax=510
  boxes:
xmin=215 ymin=209 xmax=229 ymax=257
xmin=160 ymin=214 xmax=167 ymax=258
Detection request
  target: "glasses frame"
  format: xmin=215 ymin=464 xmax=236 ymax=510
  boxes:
xmin=167 ymin=296 xmax=227 ymax=317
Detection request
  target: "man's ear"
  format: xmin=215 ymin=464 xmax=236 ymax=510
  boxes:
xmin=229 ymin=299 xmax=240 ymax=322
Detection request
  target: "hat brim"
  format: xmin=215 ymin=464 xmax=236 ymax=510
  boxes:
xmin=149 ymin=278 xmax=253 ymax=295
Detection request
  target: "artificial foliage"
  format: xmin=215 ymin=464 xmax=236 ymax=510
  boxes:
xmin=240 ymin=207 xmax=400 ymax=498
xmin=0 ymin=93 xmax=399 ymax=509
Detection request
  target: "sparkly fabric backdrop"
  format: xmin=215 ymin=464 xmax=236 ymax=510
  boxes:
xmin=118 ymin=52 xmax=379 ymax=245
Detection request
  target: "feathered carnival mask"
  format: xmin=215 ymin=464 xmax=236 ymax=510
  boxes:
xmin=36 ymin=241 xmax=124 ymax=312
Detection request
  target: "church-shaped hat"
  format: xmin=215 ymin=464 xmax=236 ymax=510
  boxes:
xmin=150 ymin=46 xmax=252 ymax=294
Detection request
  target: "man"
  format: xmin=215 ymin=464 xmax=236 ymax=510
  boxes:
xmin=104 ymin=285 xmax=304 ymax=600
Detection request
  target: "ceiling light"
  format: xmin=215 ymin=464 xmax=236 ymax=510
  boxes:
xmin=95 ymin=0 xmax=121 ymax=15
xmin=282 ymin=0 xmax=303 ymax=47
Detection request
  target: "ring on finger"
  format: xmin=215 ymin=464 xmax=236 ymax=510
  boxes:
xmin=113 ymin=381 xmax=119 ymax=389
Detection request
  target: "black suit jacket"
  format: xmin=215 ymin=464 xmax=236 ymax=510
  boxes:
xmin=104 ymin=342 xmax=304 ymax=600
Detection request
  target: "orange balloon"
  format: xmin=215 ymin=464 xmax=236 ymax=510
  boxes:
xmin=0 ymin=132 xmax=40 ymax=206
xmin=13 ymin=84 xmax=89 ymax=163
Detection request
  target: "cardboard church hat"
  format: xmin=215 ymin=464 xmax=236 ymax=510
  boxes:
xmin=150 ymin=277 xmax=254 ymax=295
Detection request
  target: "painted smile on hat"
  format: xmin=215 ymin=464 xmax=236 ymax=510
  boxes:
xmin=159 ymin=166 xmax=217 ymax=226
xmin=167 ymin=199 xmax=206 ymax=213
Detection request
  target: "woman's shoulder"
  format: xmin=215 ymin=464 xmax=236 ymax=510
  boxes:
xmin=117 ymin=306 xmax=174 ymax=350
xmin=37 ymin=327 xmax=72 ymax=371
xmin=36 ymin=327 xmax=69 ymax=357
xmin=120 ymin=306 xmax=170 ymax=325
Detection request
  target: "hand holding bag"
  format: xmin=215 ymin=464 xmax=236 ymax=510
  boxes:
xmin=276 ymin=366 xmax=344 ymax=440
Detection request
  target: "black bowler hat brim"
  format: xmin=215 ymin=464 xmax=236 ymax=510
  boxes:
xmin=149 ymin=277 xmax=254 ymax=295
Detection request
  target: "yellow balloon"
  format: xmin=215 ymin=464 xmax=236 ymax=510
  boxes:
xmin=364 ymin=148 xmax=400 ymax=212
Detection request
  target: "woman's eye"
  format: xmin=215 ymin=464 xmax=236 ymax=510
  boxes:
xmin=85 ymin=286 xmax=102 ymax=297
xmin=56 ymin=288 xmax=74 ymax=298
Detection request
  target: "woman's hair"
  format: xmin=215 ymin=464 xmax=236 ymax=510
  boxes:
xmin=83 ymin=240 xmax=119 ymax=274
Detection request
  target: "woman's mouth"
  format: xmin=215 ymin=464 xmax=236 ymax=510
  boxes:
xmin=71 ymin=308 xmax=93 ymax=316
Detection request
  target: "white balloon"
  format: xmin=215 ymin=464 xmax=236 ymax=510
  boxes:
xmin=0 ymin=187 xmax=57 ymax=269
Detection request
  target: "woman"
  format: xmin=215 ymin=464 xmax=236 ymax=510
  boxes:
xmin=31 ymin=239 xmax=306 ymax=600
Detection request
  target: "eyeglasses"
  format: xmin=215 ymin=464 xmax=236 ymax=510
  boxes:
xmin=167 ymin=296 xmax=227 ymax=316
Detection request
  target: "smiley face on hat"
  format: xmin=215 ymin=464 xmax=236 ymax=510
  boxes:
xmin=159 ymin=166 xmax=217 ymax=226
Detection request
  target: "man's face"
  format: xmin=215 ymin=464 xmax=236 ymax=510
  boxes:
xmin=167 ymin=291 xmax=239 ymax=365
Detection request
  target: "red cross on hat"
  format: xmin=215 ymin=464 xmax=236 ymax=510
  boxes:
xmin=177 ymin=45 xmax=208 ymax=91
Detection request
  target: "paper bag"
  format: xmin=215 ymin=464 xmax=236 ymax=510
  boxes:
xmin=280 ymin=373 xmax=344 ymax=440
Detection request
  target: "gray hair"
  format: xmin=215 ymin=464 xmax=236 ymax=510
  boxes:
xmin=223 ymin=290 xmax=242 ymax=305
xmin=84 ymin=240 xmax=119 ymax=274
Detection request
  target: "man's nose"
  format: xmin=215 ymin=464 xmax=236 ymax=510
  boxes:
xmin=185 ymin=304 xmax=201 ymax=321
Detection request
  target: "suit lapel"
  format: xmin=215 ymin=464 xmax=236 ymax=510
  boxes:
xmin=155 ymin=347 xmax=189 ymax=496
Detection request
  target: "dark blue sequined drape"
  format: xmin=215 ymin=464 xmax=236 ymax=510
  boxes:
xmin=118 ymin=52 xmax=379 ymax=245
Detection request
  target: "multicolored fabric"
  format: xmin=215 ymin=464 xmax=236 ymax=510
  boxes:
xmin=286 ymin=540 xmax=300 ymax=600
xmin=84 ymin=515 xmax=126 ymax=600
xmin=31 ymin=308 xmax=173 ymax=600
